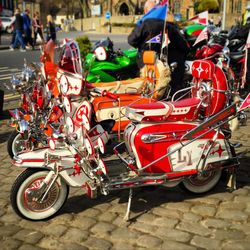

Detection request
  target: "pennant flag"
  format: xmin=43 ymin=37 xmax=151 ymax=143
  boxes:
xmin=161 ymin=32 xmax=170 ymax=48
xmin=137 ymin=1 xmax=168 ymax=26
xmin=146 ymin=34 xmax=162 ymax=44
xmin=193 ymin=27 xmax=208 ymax=47
xmin=189 ymin=11 xmax=208 ymax=25
xmin=239 ymin=93 xmax=250 ymax=111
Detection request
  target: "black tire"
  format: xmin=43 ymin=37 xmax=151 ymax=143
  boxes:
xmin=7 ymin=130 xmax=30 ymax=159
xmin=10 ymin=169 xmax=69 ymax=221
xmin=180 ymin=169 xmax=222 ymax=194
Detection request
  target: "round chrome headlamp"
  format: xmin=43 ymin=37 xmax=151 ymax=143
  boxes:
xmin=198 ymin=81 xmax=212 ymax=108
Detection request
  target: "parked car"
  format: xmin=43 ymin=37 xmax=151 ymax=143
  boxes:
xmin=0 ymin=16 xmax=14 ymax=34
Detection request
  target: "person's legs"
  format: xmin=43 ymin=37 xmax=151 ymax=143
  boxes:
xmin=16 ymin=30 xmax=25 ymax=49
xmin=33 ymin=31 xmax=37 ymax=46
xmin=28 ymin=29 xmax=34 ymax=48
xmin=11 ymin=30 xmax=16 ymax=45
xmin=12 ymin=31 xmax=19 ymax=48
xmin=24 ymin=29 xmax=33 ymax=47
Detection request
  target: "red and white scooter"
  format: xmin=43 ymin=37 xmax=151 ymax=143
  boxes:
xmin=9 ymin=59 xmax=250 ymax=221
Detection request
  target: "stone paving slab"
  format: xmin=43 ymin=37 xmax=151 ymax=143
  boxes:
xmin=0 ymin=100 xmax=250 ymax=249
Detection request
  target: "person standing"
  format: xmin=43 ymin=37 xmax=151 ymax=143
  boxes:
xmin=23 ymin=9 xmax=34 ymax=49
xmin=128 ymin=11 xmax=189 ymax=96
xmin=46 ymin=15 xmax=56 ymax=42
xmin=32 ymin=12 xmax=44 ymax=46
xmin=9 ymin=8 xmax=26 ymax=52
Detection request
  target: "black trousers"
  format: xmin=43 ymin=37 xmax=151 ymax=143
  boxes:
xmin=24 ymin=28 xmax=33 ymax=47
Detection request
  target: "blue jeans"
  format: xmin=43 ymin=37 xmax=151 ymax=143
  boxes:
xmin=12 ymin=29 xmax=25 ymax=49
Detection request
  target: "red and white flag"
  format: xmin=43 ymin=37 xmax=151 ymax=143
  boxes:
xmin=239 ymin=93 xmax=250 ymax=111
xmin=189 ymin=11 xmax=208 ymax=25
xmin=193 ymin=27 xmax=208 ymax=47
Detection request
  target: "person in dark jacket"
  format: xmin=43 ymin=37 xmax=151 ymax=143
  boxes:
xmin=10 ymin=8 xmax=26 ymax=52
xmin=46 ymin=15 xmax=56 ymax=42
xmin=22 ymin=9 xmax=34 ymax=49
xmin=128 ymin=14 xmax=189 ymax=97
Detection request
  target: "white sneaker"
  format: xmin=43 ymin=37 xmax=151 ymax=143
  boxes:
xmin=20 ymin=49 xmax=26 ymax=52
xmin=9 ymin=47 xmax=14 ymax=51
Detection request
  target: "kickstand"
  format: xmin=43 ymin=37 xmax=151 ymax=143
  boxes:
xmin=227 ymin=171 xmax=237 ymax=192
xmin=123 ymin=188 xmax=133 ymax=221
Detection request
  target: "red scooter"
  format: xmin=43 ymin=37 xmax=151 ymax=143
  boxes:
xmin=9 ymin=57 xmax=250 ymax=221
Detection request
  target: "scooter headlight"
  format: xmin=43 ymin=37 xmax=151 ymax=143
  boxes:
xmin=198 ymin=81 xmax=212 ymax=108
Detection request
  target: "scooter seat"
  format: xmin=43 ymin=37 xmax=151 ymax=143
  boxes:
xmin=126 ymin=97 xmax=201 ymax=122
xmin=125 ymin=101 xmax=174 ymax=122
xmin=91 ymin=77 xmax=145 ymax=94
xmin=168 ymin=97 xmax=201 ymax=121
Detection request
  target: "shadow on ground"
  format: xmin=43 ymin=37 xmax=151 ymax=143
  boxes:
xmin=56 ymin=153 xmax=250 ymax=221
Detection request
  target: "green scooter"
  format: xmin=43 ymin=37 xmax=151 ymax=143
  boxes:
xmin=84 ymin=37 xmax=139 ymax=83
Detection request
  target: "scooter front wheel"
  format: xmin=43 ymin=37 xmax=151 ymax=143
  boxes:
xmin=10 ymin=169 xmax=69 ymax=221
xmin=180 ymin=169 xmax=222 ymax=194
xmin=7 ymin=131 xmax=32 ymax=159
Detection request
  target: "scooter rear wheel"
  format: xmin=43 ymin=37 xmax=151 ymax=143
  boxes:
xmin=10 ymin=169 xmax=69 ymax=221
xmin=180 ymin=169 xmax=222 ymax=194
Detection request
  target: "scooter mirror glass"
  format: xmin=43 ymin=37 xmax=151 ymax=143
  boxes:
xmin=84 ymin=137 xmax=94 ymax=155
xmin=60 ymin=75 xmax=69 ymax=95
xmin=94 ymin=47 xmax=107 ymax=61
xmin=66 ymin=116 xmax=75 ymax=134
xmin=222 ymin=46 xmax=230 ymax=56
xmin=49 ymin=138 xmax=56 ymax=150
xmin=63 ymin=96 xmax=72 ymax=113
xmin=82 ymin=114 xmax=91 ymax=131
xmin=97 ymin=137 xmax=106 ymax=154
xmin=59 ymin=40 xmax=82 ymax=75
xmin=98 ymin=159 xmax=107 ymax=175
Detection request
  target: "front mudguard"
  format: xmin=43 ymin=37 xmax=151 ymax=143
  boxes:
xmin=12 ymin=147 xmax=91 ymax=187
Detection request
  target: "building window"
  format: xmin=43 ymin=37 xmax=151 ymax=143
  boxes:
xmin=235 ymin=0 xmax=242 ymax=14
xmin=119 ymin=3 xmax=129 ymax=15
xmin=173 ymin=0 xmax=181 ymax=13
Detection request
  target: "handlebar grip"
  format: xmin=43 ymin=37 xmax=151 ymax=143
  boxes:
xmin=102 ymin=90 xmax=118 ymax=100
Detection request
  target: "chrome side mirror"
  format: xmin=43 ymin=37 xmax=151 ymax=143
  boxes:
xmin=222 ymin=46 xmax=230 ymax=56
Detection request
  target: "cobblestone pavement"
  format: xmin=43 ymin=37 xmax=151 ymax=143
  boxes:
xmin=0 ymin=99 xmax=250 ymax=250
